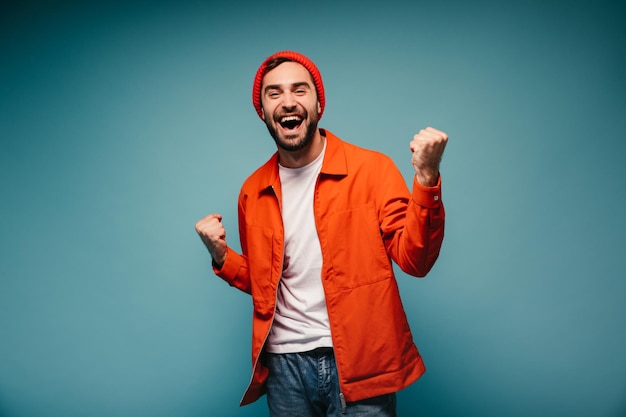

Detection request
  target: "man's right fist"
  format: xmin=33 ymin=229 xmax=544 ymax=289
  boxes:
xmin=195 ymin=213 xmax=227 ymax=268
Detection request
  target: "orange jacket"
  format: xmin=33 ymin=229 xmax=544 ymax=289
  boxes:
xmin=215 ymin=129 xmax=445 ymax=405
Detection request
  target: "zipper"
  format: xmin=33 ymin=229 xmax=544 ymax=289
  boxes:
xmin=313 ymin=173 xmax=348 ymax=414
xmin=241 ymin=184 xmax=284 ymax=405
xmin=241 ymin=302 xmax=280 ymax=405
xmin=314 ymin=172 xmax=347 ymax=415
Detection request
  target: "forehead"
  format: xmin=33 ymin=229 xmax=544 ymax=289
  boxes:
xmin=262 ymin=61 xmax=313 ymax=88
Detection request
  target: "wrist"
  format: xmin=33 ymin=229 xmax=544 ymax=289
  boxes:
xmin=415 ymin=171 xmax=439 ymax=187
xmin=211 ymin=249 xmax=227 ymax=269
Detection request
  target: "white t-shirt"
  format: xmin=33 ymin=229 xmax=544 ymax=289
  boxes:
xmin=266 ymin=143 xmax=332 ymax=353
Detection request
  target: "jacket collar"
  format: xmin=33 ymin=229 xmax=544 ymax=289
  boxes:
xmin=319 ymin=129 xmax=348 ymax=177
xmin=258 ymin=128 xmax=347 ymax=194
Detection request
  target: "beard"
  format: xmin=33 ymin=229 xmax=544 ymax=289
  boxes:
xmin=264 ymin=106 xmax=319 ymax=152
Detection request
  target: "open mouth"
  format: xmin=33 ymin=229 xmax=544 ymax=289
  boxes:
xmin=279 ymin=115 xmax=303 ymax=130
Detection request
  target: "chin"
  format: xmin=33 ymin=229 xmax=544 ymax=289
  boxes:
xmin=268 ymin=120 xmax=318 ymax=152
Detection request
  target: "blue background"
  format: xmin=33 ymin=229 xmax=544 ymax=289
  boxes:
xmin=1 ymin=1 xmax=625 ymax=416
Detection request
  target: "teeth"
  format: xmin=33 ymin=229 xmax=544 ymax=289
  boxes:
xmin=281 ymin=116 xmax=302 ymax=123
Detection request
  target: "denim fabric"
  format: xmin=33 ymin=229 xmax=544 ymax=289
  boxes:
xmin=264 ymin=348 xmax=397 ymax=417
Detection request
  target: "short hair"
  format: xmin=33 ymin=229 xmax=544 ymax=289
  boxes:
xmin=262 ymin=57 xmax=293 ymax=77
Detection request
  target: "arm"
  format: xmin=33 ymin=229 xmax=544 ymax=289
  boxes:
xmin=213 ymin=246 xmax=251 ymax=294
xmin=195 ymin=194 xmax=252 ymax=294
xmin=380 ymin=127 xmax=448 ymax=276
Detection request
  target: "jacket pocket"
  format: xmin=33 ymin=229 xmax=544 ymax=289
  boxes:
xmin=326 ymin=204 xmax=393 ymax=290
xmin=331 ymin=278 xmax=417 ymax=383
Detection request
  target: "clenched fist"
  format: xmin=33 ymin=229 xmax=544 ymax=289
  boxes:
xmin=195 ymin=213 xmax=227 ymax=268
xmin=410 ymin=127 xmax=448 ymax=187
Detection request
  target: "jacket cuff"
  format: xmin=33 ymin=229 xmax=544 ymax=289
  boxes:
xmin=411 ymin=175 xmax=442 ymax=208
xmin=212 ymin=246 xmax=239 ymax=279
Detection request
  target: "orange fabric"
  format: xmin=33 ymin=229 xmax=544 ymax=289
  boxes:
xmin=214 ymin=129 xmax=445 ymax=405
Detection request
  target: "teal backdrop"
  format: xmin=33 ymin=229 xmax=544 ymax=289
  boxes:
xmin=1 ymin=1 xmax=625 ymax=416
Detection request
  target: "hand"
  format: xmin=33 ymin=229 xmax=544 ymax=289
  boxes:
xmin=410 ymin=127 xmax=448 ymax=186
xmin=195 ymin=213 xmax=227 ymax=268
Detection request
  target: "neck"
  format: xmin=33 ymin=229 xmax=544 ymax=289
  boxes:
xmin=278 ymin=129 xmax=325 ymax=168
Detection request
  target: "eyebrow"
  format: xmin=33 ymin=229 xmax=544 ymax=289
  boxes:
xmin=264 ymin=81 xmax=312 ymax=93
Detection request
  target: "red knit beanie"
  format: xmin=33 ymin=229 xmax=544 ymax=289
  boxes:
xmin=252 ymin=51 xmax=325 ymax=120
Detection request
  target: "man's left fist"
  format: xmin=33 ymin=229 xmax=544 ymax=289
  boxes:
xmin=410 ymin=127 xmax=448 ymax=187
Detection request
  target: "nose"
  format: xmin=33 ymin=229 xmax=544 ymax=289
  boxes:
xmin=281 ymin=91 xmax=297 ymax=111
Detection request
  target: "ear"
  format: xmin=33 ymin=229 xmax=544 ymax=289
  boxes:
xmin=317 ymin=101 xmax=321 ymax=114
xmin=261 ymin=108 xmax=266 ymax=120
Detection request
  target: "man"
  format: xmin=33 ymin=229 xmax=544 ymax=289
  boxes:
xmin=195 ymin=50 xmax=447 ymax=416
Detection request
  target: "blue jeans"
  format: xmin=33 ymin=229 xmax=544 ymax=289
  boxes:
xmin=264 ymin=348 xmax=397 ymax=417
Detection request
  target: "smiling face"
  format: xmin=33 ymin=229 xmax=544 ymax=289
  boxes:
xmin=260 ymin=61 xmax=322 ymax=152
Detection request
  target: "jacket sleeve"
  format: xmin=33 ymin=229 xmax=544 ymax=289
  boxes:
xmin=378 ymin=158 xmax=445 ymax=277
xmin=212 ymin=190 xmax=252 ymax=294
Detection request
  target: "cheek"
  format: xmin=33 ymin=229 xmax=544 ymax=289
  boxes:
xmin=260 ymin=98 xmax=271 ymax=119
xmin=262 ymin=101 xmax=280 ymax=118
xmin=261 ymin=104 xmax=272 ymax=120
